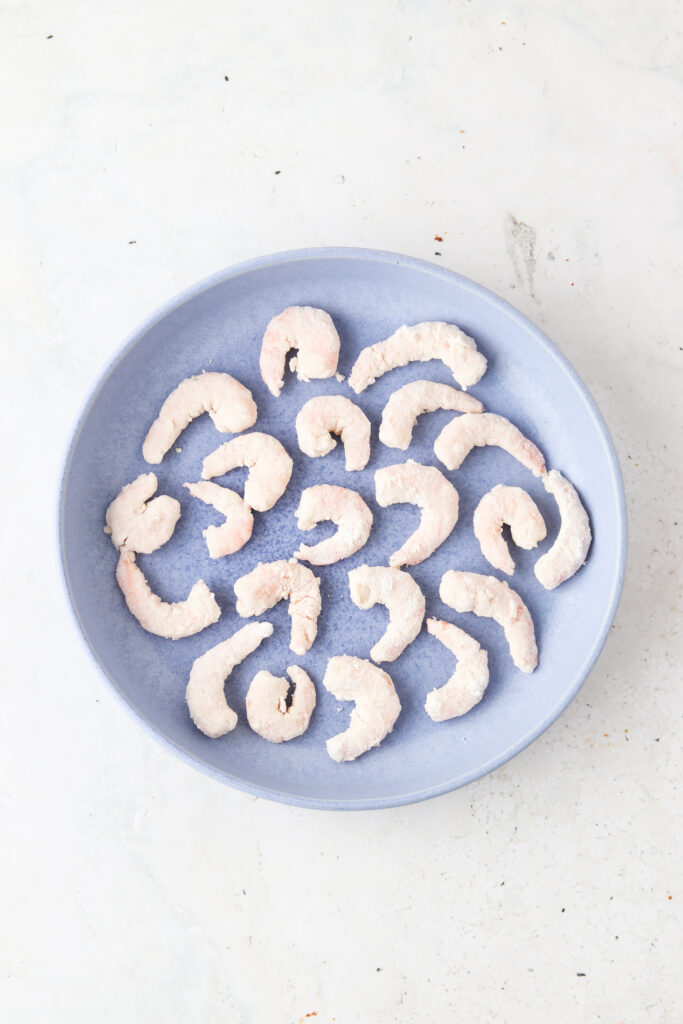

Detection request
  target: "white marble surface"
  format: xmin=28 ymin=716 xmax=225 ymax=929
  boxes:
xmin=1 ymin=1 xmax=681 ymax=1020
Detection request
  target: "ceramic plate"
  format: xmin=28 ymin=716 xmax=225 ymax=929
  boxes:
xmin=59 ymin=248 xmax=626 ymax=809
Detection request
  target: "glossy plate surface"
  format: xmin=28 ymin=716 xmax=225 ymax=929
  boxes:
xmin=60 ymin=248 xmax=626 ymax=809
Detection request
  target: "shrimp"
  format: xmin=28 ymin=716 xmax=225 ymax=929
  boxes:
xmin=104 ymin=473 xmax=180 ymax=553
xmin=534 ymin=470 xmax=592 ymax=589
xmin=348 ymin=565 xmax=425 ymax=663
xmin=348 ymin=321 xmax=487 ymax=394
xmin=246 ymin=666 xmax=316 ymax=743
xmin=434 ymin=412 xmax=546 ymax=477
xmin=295 ymin=395 xmax=371 ymax=471
xmin=425 ymin=618 xmax=489 ymax=721
xmin=186 ymin=621 xmax=273 ymax=738
xmin=201 ymin=432 xmax=293 ymax=512
xmin=115 ymin=549 xmax=220 ymax=639
xmin=294 ymin=485 xmax=373 ymax=565
xmin=142 ymin=372 xmax=257 ymax=464
xmin=260 ymin=306 xmax=341 ymax=397
xmin=183 ymin=481 xmax=253 ymax=558
xmin=379 ymin=379 xmax=484 ymax=450
xmin=473 ymin=484 xmax=547 ymax=576
xmin=234 ymin=560 xmax=322 ymax=655
xmin=374 ymin=461 xmax=459 ymax=568
xmin=440 ymin=570 xmax=538 ymax=673
xmin=323 ymin=655 xmax=401 ymax=762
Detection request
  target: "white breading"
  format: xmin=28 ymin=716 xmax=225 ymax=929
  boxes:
xmin=439 ymin=570 xmax=538 ymax=673
xmin=260 ymin=305 xmax=340 ymax=397
xmin=534 ymin=470 xmax=592 ymax=589
xmin=104 ymin=473 xmax=180 ymax=554
xmin=246 ymin=666 xmax=316 ymax=743
xmin=294 ymin=485 xmax=373 ymax=565
xmin=183 ymin=481 xmax=253 ymax=558
xmin=348 ymin=321 xmax=487 ymax=394
xmin=379 ymin=379 xmax=484 ymax=450
xmin=186 ymin=621 xmax=273 ymax=738
xmin=425 ymin=618 xmax=490 ymax=721
xmin=142 ymin=372 xmax=256 ymax=464
xmin=323 ymin=655 xmax=401 ymax=762
xmin=434 ymin=412 xmax=546 ymax=477
xmin=201 ymin=432 xmax=293 ymax=512
xmin=374 ymin=460 xmax=459 ymax=568
xmin=234 ymin=560 xmax=322 ymax=656
xmin=348 ymin=565 xmax=425 ymax=663
xmin=473 ymin=484 xmax=547 ymax=576
xmin=115 ymin=549 xmax=220 ymax=639
xmin=295 ymin=394 xmax=371 ymax=471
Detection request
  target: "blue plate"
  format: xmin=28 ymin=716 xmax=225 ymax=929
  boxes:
xmin=59 ymin=248 xmax=627 ymax=809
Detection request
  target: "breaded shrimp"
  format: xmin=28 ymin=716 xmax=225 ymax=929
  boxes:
xmin=201 ymin=432 xmax=293 ymax=512
xmin=348 ymin=565 xmax=425 ymax=663
xmin=104 ymin=473 xmax=180 ymax=554
xmin=295 ymin=395 xmax=371 ymax=471
xmin=425 ymin=618 xmax=489 ymax=721
xmin=434 ymin=413 xmax=546 ymax=477
xmin=183 ymin=481 xmax=253 ymax=558
xmin=293 ymin=485 xmax=373 ymax=565
xmin=534 ymin=470 xmax=592 ymax=589
xmin=246 ymin=666 xmax=316 ymax=743
xmin=260 ymin=306 xmax=340 ymax=397
xmin=473 ymin=484 xmax=547 ymax=576
xmin=374 ymin=460 xmax=459 ymax=568
xmin=440 ymin=570 xmax=538 ymax=673
xmin=115 ymin=549 xmax=220 ymax=639
xmin=379 ymin=379 xmax=484 ymax=450
xmin=234 ymin=560 xmax=322 ymax=655
xmin=323 ymin=655 xmax=401 ymax=762
xmin=348 ymin=322 xmax=487 ymax=394
xmin=142 ymin=372 xmax=257 ymax=464
xmin=186 ymin=621 xmax=273 ymax=738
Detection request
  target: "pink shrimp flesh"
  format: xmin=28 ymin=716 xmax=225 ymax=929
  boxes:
xmin=234 ymin=560 xmax=322 ymax=655
xmin=434 ymin=412 xmax=546 ymax=477
xmin=348 ymin=564 xmax=425 ymax=663
xmin=246 ymin=665 xmax=316 ymax=743
xmin=379 ymin=379 xmax=484 ymax=450
xmin=201 ymin=432 xmax=293 ymax=512
xmin=534 ymin=470 xmax=592 ymax=589
xmin=473 ymin=484 xmax=547 ymax=576
xmin=142 ymin=372 xmax=256 ymax=464
xmin=295 ymin=395 xmax=371 ymax=471
xmin=323 ymin=655 xmax=401 ymax=762
xmin=104 ymin=473 xmax=180 ymax=554
xmin=348 ymin=322 xmax=487 ymax=394
xmin=439 ymin=570 xmax=538 ymax=673
xmin=183 ymin=481 xmax=254 ymax=558
xmin=115 ymin=549 xmax=220 ymax=639
xmin=374 ymin=460 xmax=459 ymax=568
xmin=425 ymin=618 xmax=490 ymax=721
xmin=186 ymin=621 xmax=273 ymax=738
xmin=294 ymin=484 xmax=373 ymax=565
xmin=260 ymin=306 xmax=340 ymax=397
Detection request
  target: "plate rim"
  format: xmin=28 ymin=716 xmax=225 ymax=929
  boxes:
xmin=58 ymin=246 xmax=628 ymax=810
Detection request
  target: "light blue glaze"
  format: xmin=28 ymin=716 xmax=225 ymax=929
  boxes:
xmin=59 ymin=248 xmax=627 ymax=809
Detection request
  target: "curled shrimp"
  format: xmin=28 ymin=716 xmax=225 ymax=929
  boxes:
xmin=294 ymin=485 xmax=373 ymax=565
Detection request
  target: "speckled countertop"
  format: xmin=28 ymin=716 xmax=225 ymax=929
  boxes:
xmin=2 ymin=2 xmax=681 ymax=1021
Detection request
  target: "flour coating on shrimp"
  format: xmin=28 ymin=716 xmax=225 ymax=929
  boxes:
xmin=294 ymin=485 xmax=373 ymax=565
xmin=104 ymin=473 xmax=180 ymax=553
xmin=374 ymin=460 xmax=459 ymax=568
xmin=186 ymin=621 xmax=273 ymax=738
xmin=349 ymin=322 xmax=487 ymax=394
xmin=260 ymin=306 xmax=340 ymax=396
xmin=348 ymin=565 xmax=425 ymax=663
xmin=323 ymin=655 xmax=401 ymax=762
xmin=142 ymin=372 xmax=256 ymax=464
